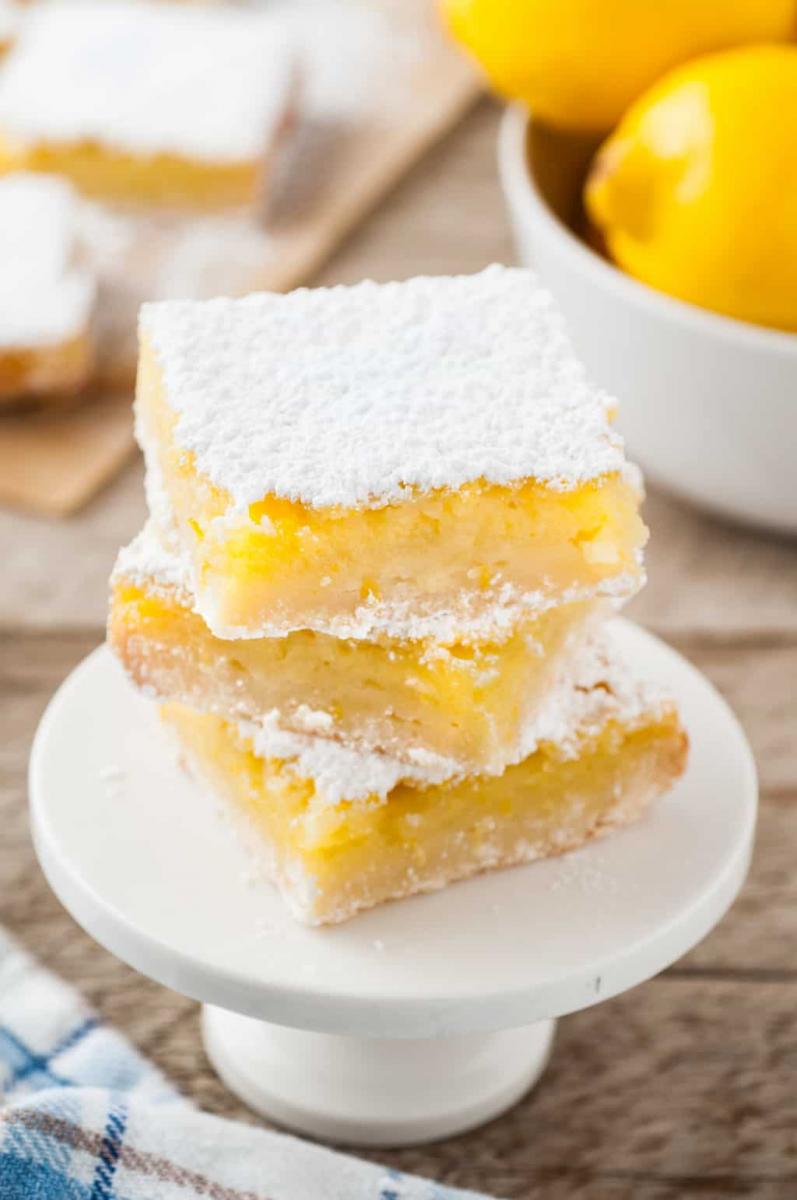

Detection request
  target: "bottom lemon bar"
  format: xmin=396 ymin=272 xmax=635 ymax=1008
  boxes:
xmin=110 ymin=528 xmax=603 ymax=773
xmin=160 ymin=633 xmax=688 ymax=925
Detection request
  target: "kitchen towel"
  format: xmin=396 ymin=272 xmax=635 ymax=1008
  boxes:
xmin=0 ymin=927 xmax=489 ymax=1199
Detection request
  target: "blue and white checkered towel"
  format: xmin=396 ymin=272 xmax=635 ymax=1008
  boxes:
xmin=0 ymin=929 xmax=489 ymax=1199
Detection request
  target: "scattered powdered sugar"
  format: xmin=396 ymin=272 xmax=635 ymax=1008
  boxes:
xmin=0 ymin=2 xmax=295 ymax=162
xmin=140 ymin=266 xmax=627 ymax=509
xmin=235 ymin=624 xmax=670 ymax=806
xmin=0 ymin=172 xmax=95 ymax=348
xmin=514 ymin=632 xmax=668 ymax=761
xmin=293 ymin=570 xmax=642 ymax=644
xmin=292 ymin=704 xmax=335 ymax=735
xmin=99 ymin=763 xmax=125 ymax=800
xmin=550 ymin=851 xmax=621 ymax=897
xmin=140 ymin=457 xmax=179 ymax=554
xmin=245 ymin=710 xmax=459 ymax=807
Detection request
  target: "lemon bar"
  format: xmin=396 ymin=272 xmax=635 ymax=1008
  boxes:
xmin=0 ymin=173 xmax=94 ymax=402
xmin=137 ymin=266 xmax=647 ymax=641
xmin=0 ymin=2 xmax=294 ymax=208
xmin=162 ymin=630 xmax=688 ymax=925
xmin=109 ymin=526 xmax=605 ymax=773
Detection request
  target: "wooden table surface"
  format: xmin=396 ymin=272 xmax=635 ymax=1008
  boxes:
xmin=2 ymin=100 xmax=796 ymax=1200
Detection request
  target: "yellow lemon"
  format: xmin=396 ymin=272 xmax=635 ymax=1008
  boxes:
xmin=441 ymin=0 xmax=795 ymax=131
xmin=585 ymin=46 xmax=797 ymax=333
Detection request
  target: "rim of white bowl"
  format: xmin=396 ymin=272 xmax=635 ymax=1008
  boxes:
xmin=498 ymin=103 xmax=797 ymax=360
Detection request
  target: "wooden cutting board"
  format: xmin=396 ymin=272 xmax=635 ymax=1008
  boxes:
xmin=0 ymin=1 xmax=478 ymax=517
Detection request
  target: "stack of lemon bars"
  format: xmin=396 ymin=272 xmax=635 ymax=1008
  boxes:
xmin=108 ymin=266 xmax=687 ymax=926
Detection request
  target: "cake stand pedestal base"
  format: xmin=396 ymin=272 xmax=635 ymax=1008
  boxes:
xmin=202 ymin=1006 xmax=556 ymax=1146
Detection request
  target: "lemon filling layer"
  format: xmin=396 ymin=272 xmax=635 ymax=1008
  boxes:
xmin=161 ymin=684 xmax=687 ymax=926
xmin=137 ymin=332 xmax=646 ymax=640
xmin=110 ymin=529 xmax=602 ymax=771
xmin=0 ymin=138 xmax=267 ymax=208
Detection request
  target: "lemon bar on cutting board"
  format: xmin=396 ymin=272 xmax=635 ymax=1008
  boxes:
xmin=109 ymin=525 xmax=607 ymax=774
xmin=0 ymin=1 xmax=295 ymax=208
xmin=136 ymin=266 xmax=647 ymax=642
xmin=0 ymin=172 xmax=94 ymax=402
xmin=161 ymin=628 xmax=688 ymax=926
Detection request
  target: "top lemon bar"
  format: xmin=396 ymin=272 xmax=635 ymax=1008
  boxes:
xmin=0 ymin=1 xmax=294 ymax=208
xmin=137 ymin=266 xmax=647 ymax=640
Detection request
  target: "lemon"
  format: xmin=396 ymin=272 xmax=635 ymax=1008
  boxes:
xmin=585 ymin=46 xmax=797 ymax=333
xmin=441 ymin=0 xmax=795 ymax=131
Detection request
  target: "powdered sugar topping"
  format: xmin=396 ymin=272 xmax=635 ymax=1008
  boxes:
xmin=140 ymin=266 xmax=627 ymax=509
xmin=245 ymin=710 xmax=457 ymax=807
xmin=0 ymin=172 xmax=95 ymax=347
xmin=113 ymin=524 xmax=187 ymax=598
xmin=514 ymin=630 xmax=668 ymax=760
xmin=0 ymin=2 xmax=294 ymax=163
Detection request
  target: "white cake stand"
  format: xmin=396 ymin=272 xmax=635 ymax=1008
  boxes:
xmin=29 ymin=621 xmax=756 ymax=1148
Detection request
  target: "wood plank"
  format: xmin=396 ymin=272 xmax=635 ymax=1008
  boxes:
xmin=0 ymin=456 xmax=147 ymax=631
xmin=631 ymin=491 xmax=797 ymax=639
xmin=0 ymin=392 xmax=135 ymax=516
xmin=376 ymin=978 xmax=797 ymax=1197
xmin=680 ymin=794 xmax=797 ymax=975
xmin=664 ymin=640 xmax=797 ymax=798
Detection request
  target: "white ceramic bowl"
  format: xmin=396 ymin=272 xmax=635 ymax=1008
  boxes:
xmin=499 ymin=104 xmax=797 ymax=535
